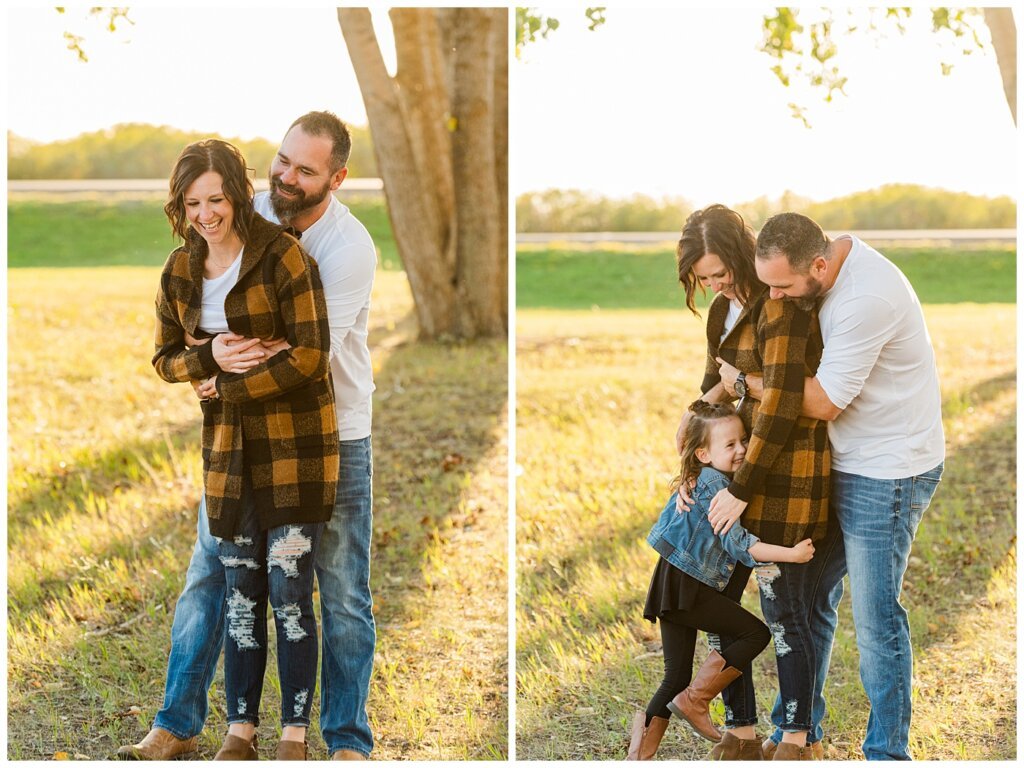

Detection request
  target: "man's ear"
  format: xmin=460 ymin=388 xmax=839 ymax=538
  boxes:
xmin=330 ymin=166 xmax=348 ymax=191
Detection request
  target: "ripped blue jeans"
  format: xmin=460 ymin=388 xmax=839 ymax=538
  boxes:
xmin=218 ymin=506 xmax=323 ymax=728
xmin=755 ymin=557 xmax=820 ymax=733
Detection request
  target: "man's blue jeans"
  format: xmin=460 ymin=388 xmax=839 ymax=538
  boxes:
xmin=153 ymin=437 xmax=375 ymax=757
xmin=767 ymin=462 xmax=943 ymax=760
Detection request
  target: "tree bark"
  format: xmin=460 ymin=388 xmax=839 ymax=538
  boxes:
xmin=451 ymin=8 xmax=504 ymax=337
xmin=493 ymin=10 xmax=509 ymax=328
xmin=338 ymin=8 xmax=457 ymax=337
xmin=338 ymin=8 xmax=507 ymax=340
xmin=983 ymin=8 xmax=1016 ymax=126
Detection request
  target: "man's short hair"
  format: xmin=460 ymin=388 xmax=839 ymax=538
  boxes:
xmin=756 ymin=212 xmax=829 ymax=272
xmin=289 ymin=111 xmax=352 ymax=173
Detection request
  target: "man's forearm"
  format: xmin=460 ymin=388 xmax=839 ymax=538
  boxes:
xmin=747 ymin=374 xmax=842 ymax=421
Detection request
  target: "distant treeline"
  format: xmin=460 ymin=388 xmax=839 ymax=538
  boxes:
xmin=516 ymin=185 xmax=1016 ymax=232
xmin=8 ymin=122 xmax=378 ymax=180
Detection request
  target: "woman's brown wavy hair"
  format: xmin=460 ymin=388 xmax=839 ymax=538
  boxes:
xmin=164 ymin=139 xmax=256 ymax=244
xmin=676 ymin=204 xmax=761 ymax=316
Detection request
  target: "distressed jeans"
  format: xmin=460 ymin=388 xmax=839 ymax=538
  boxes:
xmin=219 ymin=511 xmax=323 ymax=727
xmin=767 ymin=463 xmax=944 ymax=760
xmin=755 ymin=557 xmax=820 ymax=733
xmin=153 ymin=438 xmax=375 ymax=754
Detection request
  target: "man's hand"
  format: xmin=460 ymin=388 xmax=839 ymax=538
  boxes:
xmin=212 ymin=333 xmax=267 ymax=373
xmin=674 ymin=408 xmax=694 ymax=455
xmin=185 ymin=332 xmax=209 ymax=347
xmin=708 ymin=488 xmax=747 ymax=535
xmin=189 ymin=379 xmax=205 ymax=400
xmin=716 ymin=357 xmax=741 ymax=398
xmin=197 ymin=375 xmax=219 ymax=400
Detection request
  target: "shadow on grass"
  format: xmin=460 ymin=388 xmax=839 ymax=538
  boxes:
xmin=7 ymin=308 xmax=508 ymax=760
xmin=516 ymin=370 xmax=1016 ymax=760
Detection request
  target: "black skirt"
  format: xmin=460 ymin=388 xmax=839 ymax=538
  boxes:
xmin=643 ymin=556 xmax=703 ymax=621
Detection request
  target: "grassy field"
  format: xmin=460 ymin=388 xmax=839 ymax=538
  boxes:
xmin=517 ymin=242 xmax=1017 ymax=309
xmin=8 ymin=260 xmax=508 ymax=759
xmin=515 ymin=246 xmax=1015 ymax=759
xmin=7 ymin=196 xmax=400 ymax=270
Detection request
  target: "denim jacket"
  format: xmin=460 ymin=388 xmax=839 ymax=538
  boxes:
xmin=646 ymin=467 xmax=765 ymax=591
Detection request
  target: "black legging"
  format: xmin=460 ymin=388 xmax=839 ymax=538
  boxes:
xmin=646 ymin=580 xmax=771 ymax=723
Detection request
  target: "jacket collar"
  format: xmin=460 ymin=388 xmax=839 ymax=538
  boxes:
xmin=185 ymin=212 xmax=288 ymax=289
xmin=707 ymin=283 xmax=768 ymax=349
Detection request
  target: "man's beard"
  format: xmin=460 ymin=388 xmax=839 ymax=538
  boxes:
xmin=268 ymin=173 xmax=331 ymax=221
xmin=790 ymin=274 xmax=826 ymax=312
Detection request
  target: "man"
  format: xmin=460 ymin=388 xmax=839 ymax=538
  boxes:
xmin=717 ymin=213 xmax=944 ymax=760
xmin=118 ymin=111 xmax=377 ymax=760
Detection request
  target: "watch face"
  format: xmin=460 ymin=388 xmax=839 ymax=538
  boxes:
xmin=735 ymin=375 xmax=746 ymax=397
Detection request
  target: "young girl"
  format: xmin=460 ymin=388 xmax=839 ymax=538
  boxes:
xmin=627 ymin=401 xmax=814 ymax=761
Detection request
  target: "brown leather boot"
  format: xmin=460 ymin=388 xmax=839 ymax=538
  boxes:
xmin=214 ymin=732 xmax=259 ymax=760
xmin=276 ymin=739 xmax=308 ymax=760
xmin=771 ymin=741 xmax=816 ymax=760
xmin=762 ymin=738 xmax=824 ymax=760
xmin=626 ymin=711 xmax=670 ymax=760
xmin=115 ymin=728 xmax=198 ymax=760
xmin=666 ymin=650 xmax=741 ymax=742
xmin=708 ymin=730 xmax=763 ymax=760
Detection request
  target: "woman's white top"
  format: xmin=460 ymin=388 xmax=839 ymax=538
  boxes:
xmin=720 ymin=298 xmax=743 ymax=343
xmin=199 ymin=248 xmax=243 ymax=334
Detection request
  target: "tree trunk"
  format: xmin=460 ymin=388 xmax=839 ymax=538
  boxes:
xmin=493 ymin=10 xmax=509 ymax=329
xmin=451 ymin=8 xmax=505 ymax=337
xmin=338 ymin=8 xmax=508 ymax=340
xmin=337 ymin=8 xmax=457 ymax=338
xmin=983 ymin=8 xmax=1016 ymax=126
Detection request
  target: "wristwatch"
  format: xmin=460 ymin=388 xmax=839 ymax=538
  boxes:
xmin=734 ymin=371 xmax=748 ymax=398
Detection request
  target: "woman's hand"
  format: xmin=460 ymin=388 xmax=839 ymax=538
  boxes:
xmin=259 ymin=337 xmax=292 ymax=356
xmin=197 ymin=375 xmax=219 ymax=400
xmin=212 ymin=333 xmax=267 ymax=373
xmin=715 ymin=357 xmax=742 ymax=398
xmin=674 ymin=408 xmax=694 ymax=454
xmin=708 ymin=488 xmax=747 ymax=534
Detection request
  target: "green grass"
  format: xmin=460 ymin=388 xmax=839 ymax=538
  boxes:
xmin=7 ymin=269 xmax=507 ymax=760
xmin=516 ymin=305 xmax=1015 ymax=760
xmin=7 ymin=197 xmax=401 ymax=270
xmin=516 ymin=243 xmax=1016 ymax=309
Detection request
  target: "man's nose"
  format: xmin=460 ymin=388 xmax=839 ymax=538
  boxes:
xmin=279 ymin=166 xmax=298 ymax=184
xmin=769 ymin=287 xmax=784 ymax=300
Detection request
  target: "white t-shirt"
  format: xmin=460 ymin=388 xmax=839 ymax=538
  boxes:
xmin=255 ymin=192 xmax=377 ymax=441
xmin=815 ymin=235 xmax=945 ymax=478
xmin=199 ymin=249 xmax=243 ymax=334
xmin=720 ymin=298 xmax=742 ymax=343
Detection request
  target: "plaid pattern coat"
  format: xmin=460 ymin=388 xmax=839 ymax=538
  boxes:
xmin=153 ymin=214 xmax=339 ymax=538
xmin=701 ymin=287 xmax=830 ymax=545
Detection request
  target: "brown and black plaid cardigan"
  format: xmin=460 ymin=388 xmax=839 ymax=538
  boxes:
xmin=701 ymin=286 xmax=830 ymax=545
xmin=153 ymin=214 xmax=339 ymax=538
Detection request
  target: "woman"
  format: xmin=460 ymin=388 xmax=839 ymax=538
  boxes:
xmin=631 ymin=205 xmax=830 ymax=761
xmin=153 ymin=139 xmax=338 ymax=761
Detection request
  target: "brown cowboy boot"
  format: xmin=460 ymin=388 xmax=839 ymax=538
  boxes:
xmin=213 ymin=732 xmax=259 ymax=760
xmin=708 ymin=730 xmax=763 ymax=760
xmin=115 ymin=728 xmax=198 ymax=760
xmin=626 ymin=711 xmax=670 ymax=760
xmin=762 ymin=738 xmax=824 ymax=760
xmin=276 ymin=739 xmax=308 ymax=760
xmin=771 ymin=741 xmax=816 ymax=760
xmin=666 ymin=650 xmax=741 ymax=742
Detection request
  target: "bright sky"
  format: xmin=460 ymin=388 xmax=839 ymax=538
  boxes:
xmin=512 ymin=7 xmax=1017 ymax=204
xmin=6 ymin=7 xmax=396 ymax=144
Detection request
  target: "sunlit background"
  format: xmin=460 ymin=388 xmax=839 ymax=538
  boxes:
xmin=512 ymin=6 xmax=1016 ymax=205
